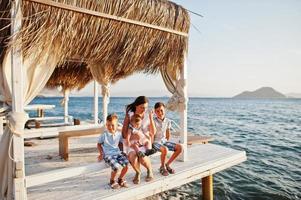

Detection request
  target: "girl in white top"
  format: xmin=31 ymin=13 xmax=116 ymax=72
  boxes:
xmin=126 ymin=114 xmax=152 ymax=157
xmin=122 ymin=96 xmax=156 ymax=184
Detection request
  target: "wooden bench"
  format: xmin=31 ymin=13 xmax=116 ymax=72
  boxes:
xmin=59 ymin=127 xmax=104 ymax=161
xmin=59 ymin=127 xmax=213 ymax=161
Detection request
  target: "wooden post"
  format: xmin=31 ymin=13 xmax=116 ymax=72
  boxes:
xmin=179 ymin=54 xmax=188 ymax=161
xmin=202 ymin=175 xmax=213 ymax=200
xmin=64 ymin=89 xmax=69 ymax=124
xmin=93 ymin=80 xmax=99 ymax=124
xmin=101 ymin=84 xmax=109 ymax=124
xmin=10 ymin=0 xmax=27 ymax=198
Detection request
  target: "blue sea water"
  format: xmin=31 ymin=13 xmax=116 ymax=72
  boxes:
xmin=30 ymin=97 xmax=301 ymax=200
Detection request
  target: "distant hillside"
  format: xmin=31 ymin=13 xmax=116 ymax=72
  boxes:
xmin=233 ymin=87 xmax=286 ymax=99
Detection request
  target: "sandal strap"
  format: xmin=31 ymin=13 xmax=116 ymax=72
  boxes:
xmin=165 ymin=165 xmax=175 ymax=174
xmin=159 ymin=167 xmax=169 ymax=176
xmin=118 ymin=179 xmax=127 ymax=186
xmin=110 ymin=181 xmax=119 ymax=189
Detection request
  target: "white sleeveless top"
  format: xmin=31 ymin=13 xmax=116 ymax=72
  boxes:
xmin=128 ymin=111 xmax=150 ymax=134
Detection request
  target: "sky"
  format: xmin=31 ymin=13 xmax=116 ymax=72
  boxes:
xmin=75 ymin=0 xmax=301 ymax=97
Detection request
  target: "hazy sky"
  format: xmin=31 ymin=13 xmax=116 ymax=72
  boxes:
xmin=76 ymin=0 xmax=301 ymax=97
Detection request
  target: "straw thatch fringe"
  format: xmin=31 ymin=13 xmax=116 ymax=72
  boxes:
xmin=0 ymin=0 xmax=11 ymax=62
xmin=1 ymin=0 xmax=190 ymax=90
xmin=46 ymin=61 xmax=92 ymax=91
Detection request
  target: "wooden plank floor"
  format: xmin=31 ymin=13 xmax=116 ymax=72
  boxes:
xmin=27 ymin=144 xmax=246 ymax=200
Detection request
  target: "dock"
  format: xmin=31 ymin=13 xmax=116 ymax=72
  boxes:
xmin=25 ymin=141 xmax=246 ymax=200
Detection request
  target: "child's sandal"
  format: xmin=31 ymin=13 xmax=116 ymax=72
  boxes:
xmin=118 ymin=178 xmax=128 ymax=188
xmin=159 ymin=166 xmax=169 ymax=176
xmin=109 ymin=180 xmax=120 ymax=189
xmin=165 ymin=165 xmax=175 ymax=174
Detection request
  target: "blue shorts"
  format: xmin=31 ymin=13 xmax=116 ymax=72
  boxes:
xmin=153 ymin=141 xmax=177 ymax=152
xmin=104 ymin=153 xmax=129 ymax=171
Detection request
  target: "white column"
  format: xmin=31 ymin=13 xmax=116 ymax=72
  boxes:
xmin=0 ymin=117 xmax=3 ymax=137
xmin=11 ymin=0 xmax=27 ymax=198
xmin=179 ymin=55 xmax=188 ymax=161
xmin=64 ymin=90 xmax=69 ymax=124
xmin=101 ymin=84 xmax=109 ymax=125
xmin=93 ymin=80 xmax=99 ymax=124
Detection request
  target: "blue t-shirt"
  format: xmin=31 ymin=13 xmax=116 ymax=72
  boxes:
xmin=98 ymin=131 xmax=123 ymax=157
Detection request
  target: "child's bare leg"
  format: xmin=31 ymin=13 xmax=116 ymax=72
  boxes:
xmin=160 ymin=146 xmax=168 ymax=167
xmin=119 ymin=165 xmax=128 ymax=180
xmin=110 ymin=169 xmax=118 ymax=181
xmin=166 ymin=144 xmax=183 ymax=167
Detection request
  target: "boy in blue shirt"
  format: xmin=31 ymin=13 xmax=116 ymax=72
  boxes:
xmin=97 ymin=114 xmax=129 ymax=189
xmin=153 ymin=102 xmax=183 ymax=176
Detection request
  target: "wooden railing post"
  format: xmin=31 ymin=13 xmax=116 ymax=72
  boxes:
xmin=64 ymin=89 xmax=70 ymax=123
xmin=179 ymin=54 xmax=188 ymax=161
xmin=202 ymin=175 xmax=213 ymax=200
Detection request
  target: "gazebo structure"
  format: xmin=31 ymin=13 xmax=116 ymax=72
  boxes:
xmin=0 ymin=0 xmax=246 ymax=200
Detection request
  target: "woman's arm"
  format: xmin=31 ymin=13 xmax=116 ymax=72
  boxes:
xmin=122 ymin=112 xmax=130 ymax=139
xmin=148 ymin=110 xmax=156 ymax=143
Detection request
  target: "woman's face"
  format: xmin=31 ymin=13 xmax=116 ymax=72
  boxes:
xmin=135 ymin=103 xmax=148 ymax=115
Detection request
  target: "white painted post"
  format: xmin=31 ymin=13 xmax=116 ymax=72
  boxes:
xmin=64 ymin=90 xmax=69 ymax=124
xmin=101 ymin=84 xmax=109 ymax=125
xmin=0 ymin=117 xmax=3 ymax=137
xmin=179 ymin=54 xmax=188 ymax=161
xmin=93 ymin=80 xmax=99 ymax=124
xmin=10 ymin=0 xmax=27 ymax=198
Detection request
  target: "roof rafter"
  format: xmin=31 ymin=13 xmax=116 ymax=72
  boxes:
xmin=25 ymin=0 xmax=189 ymax=37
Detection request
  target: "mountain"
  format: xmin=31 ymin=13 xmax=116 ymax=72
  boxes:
xmin=233 ymin=87 xmax=286 ymax=99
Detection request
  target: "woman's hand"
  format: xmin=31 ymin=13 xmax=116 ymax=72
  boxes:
xmin=148 ymin=109 xmax=154 ymax=119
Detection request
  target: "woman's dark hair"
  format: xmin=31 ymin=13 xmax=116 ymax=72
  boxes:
xmin=126 ymin=96 xmax=149 ymax=113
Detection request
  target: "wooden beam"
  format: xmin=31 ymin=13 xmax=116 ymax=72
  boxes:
xmin=0 ymin=116 xmax=4 ymax=136
xmin=101 ymin=84 xmax=109 ymax=124
xmin=10 ymin=0 xmax=28 ymax=198
xmin=202 ymin=175 xmax=213 ymax=200
xmin=26 ymin=0 xmax=188 ymax=37
xmin=26 ymin=162 xmax=106 ymax=188
xmin=179 ymin=54 xmax=188 ymax=161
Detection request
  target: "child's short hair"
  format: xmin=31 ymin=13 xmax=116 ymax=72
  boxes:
xmin=154 ymin=102 xmax=165 ymax=109
xmin=131 ymin=114 xmax=142 ymax=124
xmin=106 ymin=113 xmax=118 ymax=122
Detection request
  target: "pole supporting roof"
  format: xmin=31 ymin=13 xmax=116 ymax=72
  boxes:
xmin=25 ymin=0 xmax=189 ymax=37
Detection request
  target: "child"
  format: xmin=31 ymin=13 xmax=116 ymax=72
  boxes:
xmin=126 ymin=114 xmax=152 ymax=157
xmin=97 ymin=113 xmax=129 ymax=189
xmin=153 ymin=102 xmax=183 ymax=176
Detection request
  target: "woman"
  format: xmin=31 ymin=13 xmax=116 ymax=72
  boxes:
xmin=122 ymin=96 xmax=156 ymax=184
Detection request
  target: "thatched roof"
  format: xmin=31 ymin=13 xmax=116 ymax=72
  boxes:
xmin=1 ymin=0 xmax=190 ymax=91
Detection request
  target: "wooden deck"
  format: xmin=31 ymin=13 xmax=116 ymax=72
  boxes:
xmin=26 ymin=144 xmax=246 ymax=200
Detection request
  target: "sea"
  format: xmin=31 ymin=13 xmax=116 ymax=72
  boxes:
xmin=29 ymin=97 xmax=301 ymax=200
